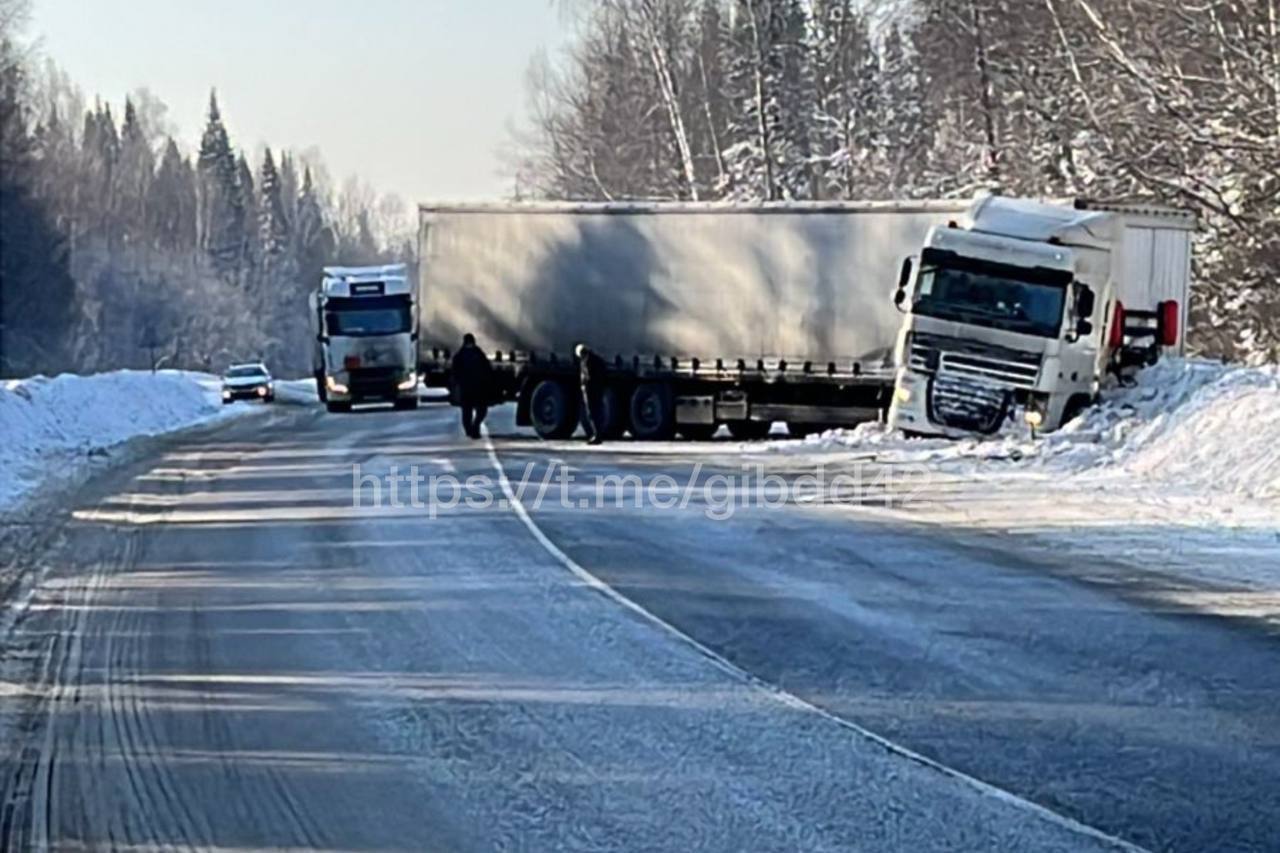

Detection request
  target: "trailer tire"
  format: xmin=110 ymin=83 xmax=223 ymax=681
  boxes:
xmin=727 ymin=421 xmax=771 ymax=441
xmin=787 ymin=422 xmax=825 ymax=440
xmin=596 ymin=385 xmax=628 ymax=440
xmin=326 ymin=401 xmax=351 ymax=414
xmin=629 ymin=382 xmax=675 ymax=441
xmin=530 ymin=380 xmax=579 ymax=440
xmin=678 ymin=424 xmax=718 ymax=441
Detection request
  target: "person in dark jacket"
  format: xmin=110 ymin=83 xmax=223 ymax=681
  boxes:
xmin=452 ymin=333 xmax=493 ymax=439
xmin=575 ymin=343 xmax=607 ymax=445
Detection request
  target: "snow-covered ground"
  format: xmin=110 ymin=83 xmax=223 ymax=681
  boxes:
xmin=0 ymin=371 xmax=256 ymax=514
xmin=779 ymin=358 xmax=1280 ymax=598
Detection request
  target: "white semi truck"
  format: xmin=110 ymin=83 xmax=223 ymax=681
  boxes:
xmin=310 ymin=264 xmax=420 ymax=413
xmin=414 ymin=197 xmax=1193 ymax=441
xmin=888 ymin=197 xmax=1195 ymax=436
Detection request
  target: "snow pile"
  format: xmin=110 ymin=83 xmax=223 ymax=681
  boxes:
xmin=788 ymin=359 xmax=1280 ymax=500
xmin=1042 ymin=359 xmax=1279 ymax=498
xmin=273 ymin=378 xmax=320 ymax=405
xmin=0 ymin=371 xmax=244 ymax=512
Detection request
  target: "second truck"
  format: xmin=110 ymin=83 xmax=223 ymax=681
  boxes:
xmin=311 ymin=264 xmax=420 ymax=413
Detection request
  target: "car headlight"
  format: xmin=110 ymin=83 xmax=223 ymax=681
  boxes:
xmin=222 ymin=388 xmax=231 ymax=397
xmin=1025 ymin=410 xmax=1044 ymax=428
xmin=398 ymin=375 xmax=419 ymax=391
xmin=325 ymin=376 xmax=348 ymax=394
xmin=894 ymin=385 xmax=912 ymax=405
xmin=256 ymin=386 xmax=267 ymax=396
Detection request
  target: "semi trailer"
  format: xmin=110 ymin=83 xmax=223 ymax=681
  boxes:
xmin=416 ymin=201 xmax=970 ymax=440
xmin=310 ymin=264 xmax=420 ymax=413
xmin=888 ymin=197 xmax=1196 ymax=437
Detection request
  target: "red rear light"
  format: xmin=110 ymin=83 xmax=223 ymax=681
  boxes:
xmin=1158 ymin=300 xmax=1179 ymax=347
xmin=1108 ymin=301 xmax=1125 ymax=349
xmin=343 ymin=355 xmax=361 ymax=370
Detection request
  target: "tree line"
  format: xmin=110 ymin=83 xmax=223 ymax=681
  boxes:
xmin=514 ymin=0 xmax=1280 ymax=365
xmin=0 ymin=0 xmax=411 ymax=378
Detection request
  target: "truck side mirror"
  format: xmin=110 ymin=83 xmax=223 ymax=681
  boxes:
xmin=894 ymin=258 xmax=914 ymax=310
xmin=1075 ymin=286 xmax=1095 ymax=319
xmin=1071 ymin=286 xmax=1095 ymax=339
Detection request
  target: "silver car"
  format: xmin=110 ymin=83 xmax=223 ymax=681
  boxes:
xmin=221 ymin=363 xmax=275 ymax=404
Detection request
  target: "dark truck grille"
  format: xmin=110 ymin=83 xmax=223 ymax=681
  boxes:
xmin=910 ymin=334 xmax=1040 ymax=434
xmin=348 ymin=367 xmax=399 ymax=397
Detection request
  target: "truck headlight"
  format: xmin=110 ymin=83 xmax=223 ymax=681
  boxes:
xmin=1025 ymin=410 xmax=1044 ymax=428
xmin=256 ymin=386 xmax=267 ymax=397
xmin=895 ymin=385 xmax=912 ymax=405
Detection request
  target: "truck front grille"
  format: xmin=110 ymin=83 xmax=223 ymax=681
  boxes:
xmin=927 ymin=373 xmax=1012 ymax=435
xmin=348 ymin=367 xmax=399 ymax=394
xmin=909 ymin=334 xmax=1041 ymax=390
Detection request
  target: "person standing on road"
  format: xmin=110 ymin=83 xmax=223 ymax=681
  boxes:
xmin=575 ymin=343 xmax=607 ymax=445
xmin=452 ymin=333 xmax=493 ymax=440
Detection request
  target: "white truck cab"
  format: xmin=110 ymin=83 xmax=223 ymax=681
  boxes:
xmin=889 ymin=196 xmax=1195 ymax=437
xmin=309 ymin=264 xmax=419 ymax=413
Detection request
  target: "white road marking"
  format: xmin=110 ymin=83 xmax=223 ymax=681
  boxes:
xmin=482 ymin=430 xmax=1149 ymax=853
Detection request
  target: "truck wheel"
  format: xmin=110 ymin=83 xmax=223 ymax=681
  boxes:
xmin=727 ymin=421 xmax=771 ymax=441
xmin=594 ymin=385 xmax=628 ymax=440
xmin=787 ymin=423 xmax=825 ymax=440
xmin=530 ymin=380 xmax=579 ymax=440
xmin=1060 ymin=394 xmax=1093 ymax=428
xmin=678 ymin=424 xmax=718 ymax=441
xmin=326 ymin=401 xmax=352 ymax=414
xmin=629 ymin=382 xmax=675 ymax=441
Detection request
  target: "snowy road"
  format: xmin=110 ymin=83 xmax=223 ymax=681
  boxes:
xmin=1 ymin=403 xmax=1276 ymax=851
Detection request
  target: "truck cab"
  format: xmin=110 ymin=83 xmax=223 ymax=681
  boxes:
xmin=310 ymin=264 xmax=420 ymax=412
xmin=889 ymin=197 xmax=1194 ymax=437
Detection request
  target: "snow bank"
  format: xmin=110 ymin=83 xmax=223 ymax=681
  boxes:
xmin=0 ymin=371 xmax=247 ymax=512
xmin=786 ymin=359 xmax=1280 ymax=501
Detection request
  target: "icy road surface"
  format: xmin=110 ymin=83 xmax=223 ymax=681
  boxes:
xmin=0 ymin=403 xmax=1277 ymax=851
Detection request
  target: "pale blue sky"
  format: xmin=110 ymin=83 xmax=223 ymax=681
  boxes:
xmin=31 ymin=0 xmax=567 ymax=202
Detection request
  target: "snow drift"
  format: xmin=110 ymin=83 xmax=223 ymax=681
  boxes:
xmin=0 ymin=371 xmax=247 ymax=512
xmin=788 ymin=359 xmax=1280 ymax=501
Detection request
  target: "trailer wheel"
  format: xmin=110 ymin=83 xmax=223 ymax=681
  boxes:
xmin=595 ymin=385 xmax=628 ymax=440
xmin=678 ymin=424 xmax=718 ymax=441
xmin=629 ymin=382 xmax=675 ymax=441
xmin=727 ymin=421 xmax=771 ymax=441
xmin=787 ymin=422 xmax=825 ymax=440
xmin=530 ymin=380 xmax=579 ymax=440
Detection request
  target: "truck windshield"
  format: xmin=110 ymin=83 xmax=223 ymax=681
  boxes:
xmin=325 ymin=296 xmax=413 ymax=337
xmin=914 ymin=257 xmax=1068 ymax=339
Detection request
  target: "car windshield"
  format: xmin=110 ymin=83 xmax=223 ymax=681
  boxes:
xmin=914 ymin=261 xmax=1068 ymax=339
xmin=226 ymin=366 xmax=266 ymax=378
xmin=325 ymin=296 xmax=413 ymax=337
